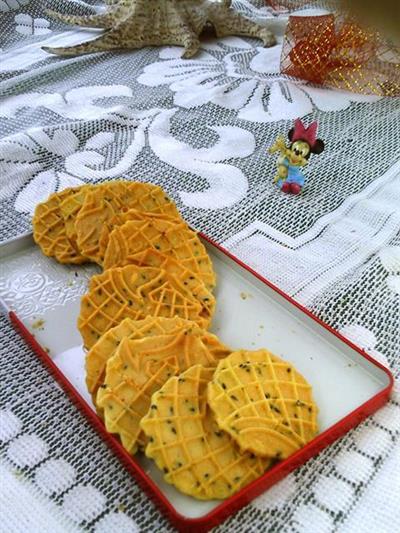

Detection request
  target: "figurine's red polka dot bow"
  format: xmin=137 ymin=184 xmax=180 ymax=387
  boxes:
xmin=291 ymin=119 xmax=318 ymax=149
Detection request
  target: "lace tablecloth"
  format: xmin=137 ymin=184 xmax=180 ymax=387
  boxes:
xmin=1 ymin=1 xmax=399 ymax=531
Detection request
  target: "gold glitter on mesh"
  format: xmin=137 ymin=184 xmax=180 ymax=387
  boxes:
xmin=267 ymin=2 xmax=399 ymax=97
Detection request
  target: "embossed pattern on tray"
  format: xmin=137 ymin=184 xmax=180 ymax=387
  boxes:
xmin=0 ymin=247 xmax=99 ymax=319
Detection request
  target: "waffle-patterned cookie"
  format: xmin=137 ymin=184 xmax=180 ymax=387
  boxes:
xmin=97 ymin=334 xmax=230 ymax=454
xmin=33 ymin=187 xmax=87 ymax=264
xmin=141 ymin=365 xmax=271 ymax=500
xmin=112 ymin=248 xmax=215 ymax=314
xmin=207 ymin=350 xmax=318 ymax=459
xmin=78 ymin=265 xmax=214 ymax=349
xmin=75 ymin=181 xmax=180 ymax=264
xmin=103 ymin=217 xmax=216 ymax=290
xmin=59 ymin=184 xmax=95 ymax=248
xmin=86 ymin=316 xmax=215 ymax=398
xmin=98 ymin=208 xmax=182 ymax=257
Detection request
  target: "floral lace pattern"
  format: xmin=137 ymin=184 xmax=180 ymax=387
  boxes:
xmin=139 ymin=44 xmax=379 ymax=122
xmin=0 ymin=1 xmax=399 ymax=532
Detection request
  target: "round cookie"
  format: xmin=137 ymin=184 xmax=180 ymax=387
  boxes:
xmin=207 ymin=350 xmax=318 ymax=460
xmin=59 ymin=184 xmax=95 ymax=249
xmin=98 ymin=208 xmax=182 ymax=258
xmin=103 ymin=216 xmax=216 ymax=290
xmin=78 ymin=264 xmax=214 ymax=349
xmin=85 ymin=316 xmax=228 ymax=399
xmin=140 ymin=365 xmax=271 ymax=500
xmin=97 ymin=334 xmax=230 ymax=454
xmin=110 ymin=248 xmax=215 ymax=308
xmin=33 ymin=187 xmax=87 ymax=264
xmin=75 ymin=181 xmax=180 ymax=264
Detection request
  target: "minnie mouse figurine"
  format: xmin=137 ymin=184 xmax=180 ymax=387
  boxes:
xmin=269 ymin=118 xmax=325 ymax=195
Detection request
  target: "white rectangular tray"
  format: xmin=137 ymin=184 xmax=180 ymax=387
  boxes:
xmin=0 ymin=232 xmax=393 ymax=531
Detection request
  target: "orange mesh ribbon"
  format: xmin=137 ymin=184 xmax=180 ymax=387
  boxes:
xmin=267 ymin=4 xmax=399 ymax=96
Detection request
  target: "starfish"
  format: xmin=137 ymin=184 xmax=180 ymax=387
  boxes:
xmin=43 ymin=0 xmax=276 ymax=58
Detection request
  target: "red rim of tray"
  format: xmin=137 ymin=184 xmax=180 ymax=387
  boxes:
xmin=8 ymin=233 xmax=394 ymax=533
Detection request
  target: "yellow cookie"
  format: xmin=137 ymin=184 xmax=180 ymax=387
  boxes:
xmin=141 ymin=365 xmax=271 ymax=500
xmin=108 ymin=248 xmax=215 ymax=314
xmin=98 ymin=208 xmax=182 ymax=256
xmin=207 ymin=350 xmax=318 ymax=460
xmin=103 ymin=217 xmax=216 ymax=290
xmin=59 ymin=184 xmax=95 ymax=249
xmin=97 ymin=333 xmax=230 ymax=454
xmin=75 ymin=181 xmax=180 ymax=264
xmin=78 ymin=265 xmax=214 ymax=349
xmin=33 ymin=187 xmax=87 ymax=264
xmin=85 ymin=316 xmax=225 ymax=399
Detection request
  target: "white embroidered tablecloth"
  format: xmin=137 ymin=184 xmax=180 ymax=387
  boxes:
xmin=0 ymin=1 xmax=399 ymax=531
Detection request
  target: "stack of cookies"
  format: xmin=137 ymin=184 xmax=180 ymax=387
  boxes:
xmin=33 ymin=181 xmax=180 ymax=265
xmin=141 ymin=350 xmax=318 ymax=499
xmin=33 ymin=180 xmax=319 ymax=501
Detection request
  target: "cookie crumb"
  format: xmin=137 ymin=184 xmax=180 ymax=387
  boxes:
xmin=240 ymin=291 xmax=253 ymax=300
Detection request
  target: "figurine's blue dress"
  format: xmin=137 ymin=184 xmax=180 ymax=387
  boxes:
xmin=277 ymin=157 xmax=305 ymax=189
